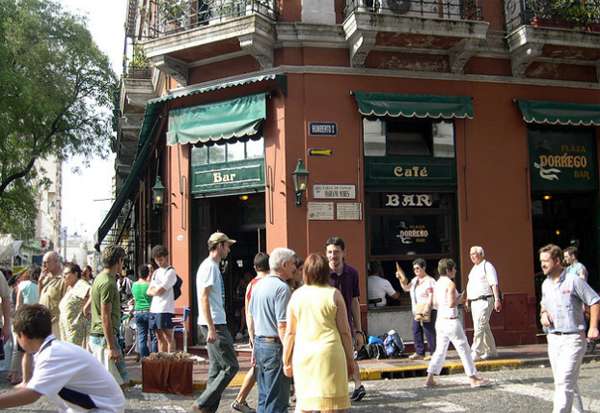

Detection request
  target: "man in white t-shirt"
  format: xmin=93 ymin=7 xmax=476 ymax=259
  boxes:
xmin=0 ymin=304 xmax=124 ymax=412
xmin=465 ymin=245 xmax=502 ymax=361
xmin=193 ymin=232 xmax=239 ymax=413
xmin=367 ymin=262 xmax=401 ymax=307
xmin=148 ymin=245 xmax=177 ymax=353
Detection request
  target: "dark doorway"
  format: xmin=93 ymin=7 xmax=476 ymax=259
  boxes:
xmin=191 ymin=192 xmax=266 ymax=342
xmin=531 ymin=192 xmax=598 ymax=317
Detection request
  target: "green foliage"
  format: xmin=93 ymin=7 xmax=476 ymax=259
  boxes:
xmin=528 ymin=0 xmax=600 ymax=26
xmin=0 ymin=180 xmax=37 ymax=239
xmin=131 ymin=44 xmax=148 ymax=69
xmin=0 ymin=0 xmax=117 ymax=235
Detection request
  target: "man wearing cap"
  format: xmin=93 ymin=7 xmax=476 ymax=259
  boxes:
xmin=193 ymin=232 xmax=239 ymax=413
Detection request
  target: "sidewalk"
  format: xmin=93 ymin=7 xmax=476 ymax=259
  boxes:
xmin=126 ymin=343 xmax=600 ymax=391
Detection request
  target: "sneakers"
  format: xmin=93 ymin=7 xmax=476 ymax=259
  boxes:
xmin=408 ymin=353 xmax=424 ymax=360
xmin=423 ymin=355 xmax=432 ymax=361
xmin=231 ymin=400 xmax=256 ymax=413
xmin=480 ymin=353 xmax=496 ymax=360
xmin=350 ymin=385 xmax=366 ymax=401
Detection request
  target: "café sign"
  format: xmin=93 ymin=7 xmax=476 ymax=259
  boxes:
xmin=365 ymin=157 xmax=456 ymax=188
xmin=529 ymin=132 xmax=597 ymax=191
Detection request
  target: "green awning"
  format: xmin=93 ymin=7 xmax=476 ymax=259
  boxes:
xmin=353 ymin=91 xmax=474 ymax=119
xmin=167 ymin=93 xmax=266 ymax=145
xmin=517 ymin=99 xmax=600 ymax=126
xmin=95 ymin=101 xmax=165 ymax=249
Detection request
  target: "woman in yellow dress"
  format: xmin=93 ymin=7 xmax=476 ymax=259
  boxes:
xmin=283 ymin=253 xmax=354 ymax=412
xmin=58 ymin=263 xmax=91 ymax=347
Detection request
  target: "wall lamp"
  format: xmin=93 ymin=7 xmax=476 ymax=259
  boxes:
xmin=292 ymin=159 xmax=309 ymax=207
xmin=152 ymin=175 xmax=166 ymax=210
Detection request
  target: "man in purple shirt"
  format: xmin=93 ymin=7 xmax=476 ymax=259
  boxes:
xmin=326 ymin=236 xmax=366 ymax=402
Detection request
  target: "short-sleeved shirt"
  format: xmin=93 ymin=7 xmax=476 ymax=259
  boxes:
xmin=131 ymin=281 xmax=152 ymax=311
xmin=566 ymin=262 xmax=588 ymax=281
xmin=409 ymin=275 xmax=436 ymax=314
xmin=196 ymin=257 xmax=226 ymax=326
xmin=329 ymin=263 xmax=360 ymax=329
xmin=367 ymin=275 xmax=396 ymax=307
xmin=466 ymin=260 xmax=498 ymax=299
xmin=541 ymin=270 xmax=600 ymax=333
xmin=149 ymin=267 xmax=176 ymax=314
xmin=28 ymin=335 xmax=125 ymax=412
xmin=249 ymin=275 xmax=291 ymax=337
xmin=39 ymin=275 xmax=66 ymax=324
xmin=90 ymin=269 xmax=120 ymax=336
xmin=19 ymin=280 xmax=39 ymax=305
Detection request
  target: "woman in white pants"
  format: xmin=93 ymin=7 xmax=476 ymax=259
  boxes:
xmin=425 ymin=258 xmax=489 ymax=388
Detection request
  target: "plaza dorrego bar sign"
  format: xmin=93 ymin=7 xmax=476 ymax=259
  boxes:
xmin=529 ymin=131 xmax=597 ymax=192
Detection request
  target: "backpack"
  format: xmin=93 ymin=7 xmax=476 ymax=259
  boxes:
xmin=383 ymin=330 xmax=404 ymax=357
xmin=166 ymin=266 xmax=183 ymax=300
xmin=365 ymin=343 xmax=387 ymax=360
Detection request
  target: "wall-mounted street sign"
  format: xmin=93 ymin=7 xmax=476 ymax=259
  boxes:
xmin=308 ymin=148 xmax=333 ymax=157
xmin=313 ymin=184 xmax=356 ymax=200
xmin=309 ymin=122 xmax=337 ymax=136
xmin=337 ymin=202 xmax=362 ymax=220
xmin=308 ymin=202 xmax=334 ymax=220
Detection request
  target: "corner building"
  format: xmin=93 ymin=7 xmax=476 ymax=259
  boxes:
xmin=102 ymin=0 xmax=600 ymax=345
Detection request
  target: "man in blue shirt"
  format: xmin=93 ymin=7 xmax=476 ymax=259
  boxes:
xmin=248 ymin=247 xmax=295 ymax=413
xmin=539 ymin=244 xmax=599 ymax=413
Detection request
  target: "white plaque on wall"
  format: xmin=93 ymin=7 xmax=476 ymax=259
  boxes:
xmin=336 ymin=203 xmax=362 ymax=221
xmin=313 ymin=184 xmax=356 ymax=200
xmin=308 ymin=202 xmax=334 ymax=220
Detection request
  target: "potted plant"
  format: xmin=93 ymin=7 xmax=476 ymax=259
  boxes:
xmin=128 ymin=44 xmax=150 ymax=78
xmin=157 ymin=0 xmax=187 ymax=32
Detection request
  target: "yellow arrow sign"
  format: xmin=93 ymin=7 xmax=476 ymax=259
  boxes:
xmin=308 ymin=148 xmax=333 ymax=157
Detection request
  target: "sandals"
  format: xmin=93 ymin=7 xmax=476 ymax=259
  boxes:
xmin=471 ymin=378 xmax=492 ymax=388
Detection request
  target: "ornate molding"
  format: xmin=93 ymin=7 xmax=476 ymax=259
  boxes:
xmin=150 ymin=55 xmax=189 ymax=86
xmin=347 ymin=31 xmax=377 ymax=67
xmin=238 ymin=33 xmax=274 ymax=69
xmin=510 ymin=44 xmax=543 ymax=78
xmin=449 ymin=39 xmax=481 ymax=74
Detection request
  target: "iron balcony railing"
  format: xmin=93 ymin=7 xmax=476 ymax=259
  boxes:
xmin=346 ymin=0 xmax=483 ymax=21
xmin=505 ymin=0 xmax=600 ymax=32
xmin=144 ymin=0 xmax=277 ymax=38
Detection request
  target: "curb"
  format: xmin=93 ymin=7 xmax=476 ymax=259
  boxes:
xmin=131 ymin=353 xmax=600 ymax=392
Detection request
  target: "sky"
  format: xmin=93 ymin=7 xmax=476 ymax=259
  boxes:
xmin=59 ymin=0 xmax=125 ymax=241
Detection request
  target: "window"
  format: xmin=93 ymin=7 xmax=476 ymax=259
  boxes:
xmin=191 ymin=138 xmax=265 ymax=165
xmin=246 ymin=139 xmax=264 ymax=159
xmin=363 ymin=118 xmax=455 ymax=158
xmin=227 ymin=141 xmax=245 ymax=162
xmin=208 ymin=144 xmax=226 ymax=163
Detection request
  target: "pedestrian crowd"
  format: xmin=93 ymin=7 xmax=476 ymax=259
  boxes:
xmin=0 ymin=235 xmax=596 ymax=413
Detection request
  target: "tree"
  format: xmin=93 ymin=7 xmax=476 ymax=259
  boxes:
xmin=0 ymin=0 xmax=117 ymax=235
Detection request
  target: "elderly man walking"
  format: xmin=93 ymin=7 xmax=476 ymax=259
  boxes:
xmin=465 ymin=246 xmax=501 ymax=361
xmin=193 ymin=232 xmax=239 ymax=413
xmin=539 ymin=244 xmax=599 ymax=413
xmin=248 ymin=248 xmax=294 ymax=413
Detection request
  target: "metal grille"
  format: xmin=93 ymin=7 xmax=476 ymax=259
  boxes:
xmin=346 ymin=0 xmax=483 ymax=21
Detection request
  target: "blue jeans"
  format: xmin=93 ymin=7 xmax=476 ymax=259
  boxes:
xmin=135 ymin=312 xmax=158 ymax=358
xmin=254 ymin=337 xmax=290 ymax=413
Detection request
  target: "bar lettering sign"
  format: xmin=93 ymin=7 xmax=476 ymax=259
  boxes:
xmin=309 ymin=122 xmax=337 ymax=136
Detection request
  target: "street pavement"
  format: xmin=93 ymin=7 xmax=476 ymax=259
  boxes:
xmin=2 ymin=360 xmax=600 ymax=412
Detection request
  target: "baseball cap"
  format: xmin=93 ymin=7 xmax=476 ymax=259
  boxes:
xmin=208 ymin=232 xmax=236 ymax=247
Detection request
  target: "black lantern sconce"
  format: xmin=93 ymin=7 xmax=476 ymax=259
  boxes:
xmin=152 ymin=175 xmax=166 ymax=210
xmin=291 ymin=159 xmax=309 ymax=207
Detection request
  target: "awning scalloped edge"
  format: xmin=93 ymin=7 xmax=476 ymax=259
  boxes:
xmin=359 ymin=109 xmax=474 ymax=119
xmin=522 ymin=116 xmax=600 ymax=127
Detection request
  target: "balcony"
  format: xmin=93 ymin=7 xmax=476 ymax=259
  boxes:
xmin=141 ymin=0 xmax=277 ymax=85
xmin=505 ymin=0 xmax=600 ymax=80
xmin=343 ymin=0 xmax=489 ymax=72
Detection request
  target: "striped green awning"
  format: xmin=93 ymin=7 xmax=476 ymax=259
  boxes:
xmin=167 ymin=93 xmax=266 ymax=146
xmin=353 ymin=91 xmax=474 ymax=119
xmin=517 ymin=99 xmax=600 ymax=126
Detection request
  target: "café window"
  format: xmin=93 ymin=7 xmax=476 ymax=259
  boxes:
xmin=191 ymin=138 xmax=264 ymax=165
xmin=363 ymin=118 xmax=455 ymax=158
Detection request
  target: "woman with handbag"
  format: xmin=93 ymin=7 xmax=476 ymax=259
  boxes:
xmin=397 ymin=258 xmax=436 ymax=360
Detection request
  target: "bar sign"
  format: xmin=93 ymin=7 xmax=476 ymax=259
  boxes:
xmin=309 ymin=122 xmax=337 ymax=136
